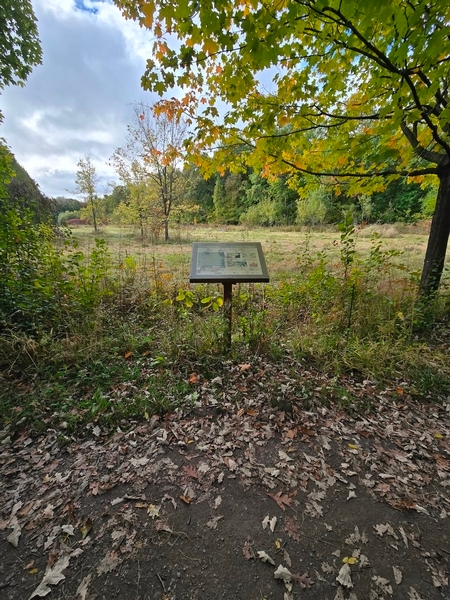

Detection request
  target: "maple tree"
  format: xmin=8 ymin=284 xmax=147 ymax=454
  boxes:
xmin=114 ymin=0 xmax=450 ymax=294
xmin=0 ymin=0 xmax=42 ymax=123
xmin=112 ymin=104 xmax=187 ymax=241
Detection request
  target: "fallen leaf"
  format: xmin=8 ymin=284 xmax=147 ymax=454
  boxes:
xmin=76 ymin=574 xmax=92 ymax=600
xmin=179 ymin=495 xmax=191 ymax=504
xmin=206 ymin=515 xmax=223 ymax=529
xmin=80 ymin=518 xmax=93 ymax=539
xmin=284 ymin=516 xmax=300 ymax=541
xmin=257 ymin=550 xmax=275 ymax=565
xmin=130 ymin=457 xmax=149 ymax=467
xmin=268 ymin=491 xmax=292 ymax=511
xmin=393 ymin=566 xmax=403 ymax=585
xmin=147 ymin=504 xmax=160 ymax=519
xmin=183 ymin=464 xmax=199 ymax=479
xmin=7 ymin=516 xmax=21 ymax=547
xmin=336 ymin=563 xmax=353 ymax=588
xmin=408 ymin=588 xmax=426 ymax=599
xmin=274 ymin=564 xmax=292 ymax=582
xmin=243 ymin=537 xmax=254 ymax=560
xmin=278 ymin=450 xmax=293 ymax=462
xmin=155 ymin=520 xmax=173 ymax=533
xmin=291 ymin=572 xmax=314 ymax=589
xmin=343 ymin=557 xmax=358 ymax=565
xmin=372 ymin=575 xmax=393 ymax=595
xmin=30 ymin=556 xmax=70 ymax=598
xmin=96 ymin=551 xmax=121 ymax=575
xmin=283 ymin=549 xmax=292 ymax=567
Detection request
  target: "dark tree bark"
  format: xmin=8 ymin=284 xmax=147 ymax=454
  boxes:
xmin=419 ymin=162 xmax=450 ymax=296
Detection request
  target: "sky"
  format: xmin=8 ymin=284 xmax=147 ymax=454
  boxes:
xmin=0 ymin=0 xmax=159 ymax=198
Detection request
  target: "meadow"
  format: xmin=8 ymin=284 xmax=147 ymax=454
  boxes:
xmin=70 ymin=221 xmax=433 ymax=283
xmin=1 ymin=221 xmax=449 ymax=436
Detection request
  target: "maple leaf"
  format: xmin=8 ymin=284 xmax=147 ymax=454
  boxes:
xmin=268 ymin=491 xmax=292 ymax=511
xmin=183 ymin=464 xmax=199 ymax=479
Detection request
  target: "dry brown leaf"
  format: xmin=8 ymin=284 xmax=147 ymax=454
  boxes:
xmin=291 ymin=572 xmax=314 ymax=589
xmin=257 ymin=550 xmax=275 ymax=565
xmin=242 ymin=537 xmax=254 ymax=560
xmin=267 ymin=491 xmax=292 ymax=511
xmin=284 ymin=516 xmax=300 ymax=541
xmin=30 ymin=556 xmax=70 ymax=598
xmin=336 ymin=563 xmax=353 ymax=588
xmin=183 ymin=464 xmax=199 ymax=479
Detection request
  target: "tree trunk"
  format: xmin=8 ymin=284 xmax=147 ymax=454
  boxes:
xmin=164 ymin=218 xmax=169 ymax=241
xmin=91 ymin=202 xmax=98 ymax=232
xmin=419 ymin=165 xmax=450 ymax=296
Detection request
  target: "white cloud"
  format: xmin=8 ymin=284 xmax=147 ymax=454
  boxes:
xmin=0 ymin=0 xmax=157 ymax=198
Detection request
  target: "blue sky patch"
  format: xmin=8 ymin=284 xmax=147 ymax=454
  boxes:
xmin=74 ymin=0 xmax=99 ymax=14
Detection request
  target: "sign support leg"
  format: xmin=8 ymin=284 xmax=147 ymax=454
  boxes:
xmin=223 ymin=282 xmax=233 ymax=349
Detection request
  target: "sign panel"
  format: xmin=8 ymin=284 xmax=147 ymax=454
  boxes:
xmin=190 ymin=242 xmax=269 ymax=283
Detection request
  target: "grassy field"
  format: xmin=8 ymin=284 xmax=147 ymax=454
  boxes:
xmin=69 ymin=221 xmax=436 ymax=285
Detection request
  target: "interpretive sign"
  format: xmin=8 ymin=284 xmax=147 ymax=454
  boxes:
xmin=189 ymin=242 xmax=269 ymax=283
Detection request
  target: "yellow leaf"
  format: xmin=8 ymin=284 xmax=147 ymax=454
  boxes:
xmin=434 ymin=433 xmax=443 ymax=439
xmin=348 ymin=443 xmax=359 ymax=450
xmin=343 ymin=556 xmax=358 ymax=564
xmin=28 ymin=568 xmax=39 ymax=574
xmin=275 ymin=539 xmax=281 ymax=549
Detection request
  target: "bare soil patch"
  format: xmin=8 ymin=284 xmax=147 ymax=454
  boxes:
xmin=1 ymin=358 xmax=449 ymax=599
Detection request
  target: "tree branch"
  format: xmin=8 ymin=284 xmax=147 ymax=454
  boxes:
xmin=400 ymin=120 xmax=446 ymax=164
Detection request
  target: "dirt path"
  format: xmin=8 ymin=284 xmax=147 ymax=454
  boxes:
xmin=1 ymin=359 xmax=449 ymax=599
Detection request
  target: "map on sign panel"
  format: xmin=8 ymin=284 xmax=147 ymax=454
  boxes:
xmin=197 ymin=245 xmax=263 ymax=276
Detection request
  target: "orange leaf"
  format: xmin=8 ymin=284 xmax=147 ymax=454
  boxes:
xmin=179 ymin=495 xmax=192 ymax=505
xmin=188 ymin=373 xmax=198 ymax=384
xmin=124 ymin=351 xmax=132 ymax=359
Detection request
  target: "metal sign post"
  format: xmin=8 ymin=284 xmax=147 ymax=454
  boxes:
xmin=189 ymin=242 xmax=270 ymax=349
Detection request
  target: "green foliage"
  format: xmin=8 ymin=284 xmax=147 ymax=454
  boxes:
xmin=0 ymin=185 xmax=111 ymax=334
xmin=75 ymin=156 xmax=101 ymax=232
xmin=0 ymin=0 xmax=42 ymax=122
xmin=297 ymin=187 xmax=332 ymax=226
xmin=53 ymin=197 xmax=84 ymax=214
xmin=57 ymin=210 xmax=80 ymax=225
xmin=212 ymin=173 xmax=248 ymax=223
